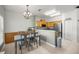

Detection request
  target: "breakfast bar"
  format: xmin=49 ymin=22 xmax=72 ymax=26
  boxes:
xmin=36 ymin=29 xmax=58 ymax=47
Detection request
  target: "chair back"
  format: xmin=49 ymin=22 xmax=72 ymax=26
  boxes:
xmin=14 ymin=35 xmax=24 ymax=41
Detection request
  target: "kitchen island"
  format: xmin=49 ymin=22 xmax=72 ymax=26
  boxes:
xmin=36 ymin=29 xmax=58 ymax=47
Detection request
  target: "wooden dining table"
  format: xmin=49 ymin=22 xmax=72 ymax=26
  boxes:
xmin=14 ymin=31 xmax=41 ymax=54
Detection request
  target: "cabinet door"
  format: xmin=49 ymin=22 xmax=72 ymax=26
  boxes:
xmin=5 ymin=32 xmax=19 ymax=44
xmin=5 ymin=33 xmax=14 ymax=44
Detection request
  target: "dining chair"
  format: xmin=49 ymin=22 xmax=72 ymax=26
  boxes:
xmin=18 ymin=31 xmax=33 ymax=51
xmin=29 ymin=32 xmax=39 ymax=48
xmin=34 ymin=31 xmax=41 ymax=46
xmin=26 ymin=33 xmax=34 ymax=51
xmin=27 ymin=28 xmax=39 ymax=49
xmin=14 ymin=34 xmax=25 ymax=54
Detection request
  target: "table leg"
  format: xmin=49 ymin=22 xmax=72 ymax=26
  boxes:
xmin=39 ymin=36 xmax=41 ymax=46
xmin=55 ymin=34 xmax=57 ymax=47
xmin=15 ymin=41 xmax=17 ymax=54
xmin=20 ymin=41 xmax=22 ymax=54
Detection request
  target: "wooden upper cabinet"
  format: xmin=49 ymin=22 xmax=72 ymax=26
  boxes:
xmin=40 ymin=19 xmax=46 ymax=25
xmin=36 ymin=19 xmax=62 ymax=28
xmin=36 ymin=19 xmax=47 ymax=27
xmin=47 ymin=22 xmax=55 ymax=27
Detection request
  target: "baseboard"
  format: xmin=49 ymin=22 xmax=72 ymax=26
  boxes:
xmin=41 ymin=40 xmax=56 ymax=48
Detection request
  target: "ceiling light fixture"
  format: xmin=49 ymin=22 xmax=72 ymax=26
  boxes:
xmin=50 ymin=12 xmax=61 ymax=17
xmin=44 ymin=9 xmax=56 ymax=15
xmin=23 ymin=5 xmax=32 ymax=19
xmin=44 ymin=9 xmax=61 ymax=17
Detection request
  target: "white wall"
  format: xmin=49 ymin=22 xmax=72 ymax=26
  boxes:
xmin=4 ymin=10 xmax=35 ymax=33
xmin=0 ymin=5 xmax=4 ymax=17
xmin=64 ymin=10 xmax=77 ymax=42
xmin=77 ymin=9 xmax=79 ymax=42
xmin=0 ymin=6 xmax=4 ymax=46
xmin=0 ymin=16 xmax=4 ymax=46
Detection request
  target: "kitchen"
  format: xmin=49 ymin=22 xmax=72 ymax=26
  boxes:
xmin=0 ymin=5 xmax=78 ymax=54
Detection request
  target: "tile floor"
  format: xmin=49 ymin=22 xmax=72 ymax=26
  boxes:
xmin=5 ymin=39 xmax=79 ymax=54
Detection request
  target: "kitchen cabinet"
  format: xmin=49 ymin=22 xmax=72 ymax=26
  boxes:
xmin=5 ymin=32 xmax=19 ymax=44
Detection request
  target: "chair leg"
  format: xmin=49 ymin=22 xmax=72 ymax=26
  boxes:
xmin=20 ymin=46 xmax=22 ymax=54
xmin=34 ymin=39 xmax=38 ymax=48
xmin=36 ymin=40 xmax=38 ymax=48
xmin=25 ymin=41 xmax=28 ymax=48
xmin=27 ymin=42 xmax=30 ymax=51
xmin=19 ymin=44 xmax=21 ymax=50
xmin=30 ymin=42 xmax=33 ymax=50
xmin=34 ymin=41 xmax=35 ymax=45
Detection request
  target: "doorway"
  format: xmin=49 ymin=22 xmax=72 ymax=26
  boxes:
xmin=64 ymin=19 xmax=73 ymax=41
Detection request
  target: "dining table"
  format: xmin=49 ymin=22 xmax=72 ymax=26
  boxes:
xmin=14 ymin=31 xmax=41 ymax=54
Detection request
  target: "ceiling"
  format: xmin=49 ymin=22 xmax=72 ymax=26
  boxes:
xmin=4 ymin=5 xmax=77 ymax=16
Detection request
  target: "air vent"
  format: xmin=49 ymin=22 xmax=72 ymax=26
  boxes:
xmin=38 ymin=9 xmax=42 ymax=12
xmin=65 ymin=18 xmax=72 ymax=21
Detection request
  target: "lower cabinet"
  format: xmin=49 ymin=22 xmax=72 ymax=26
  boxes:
xmin=5 ymin=32 xmax=19 ymax=44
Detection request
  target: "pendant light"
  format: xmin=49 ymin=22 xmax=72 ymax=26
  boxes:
xmin=23 ymin=5 xmax=32 ymax=19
